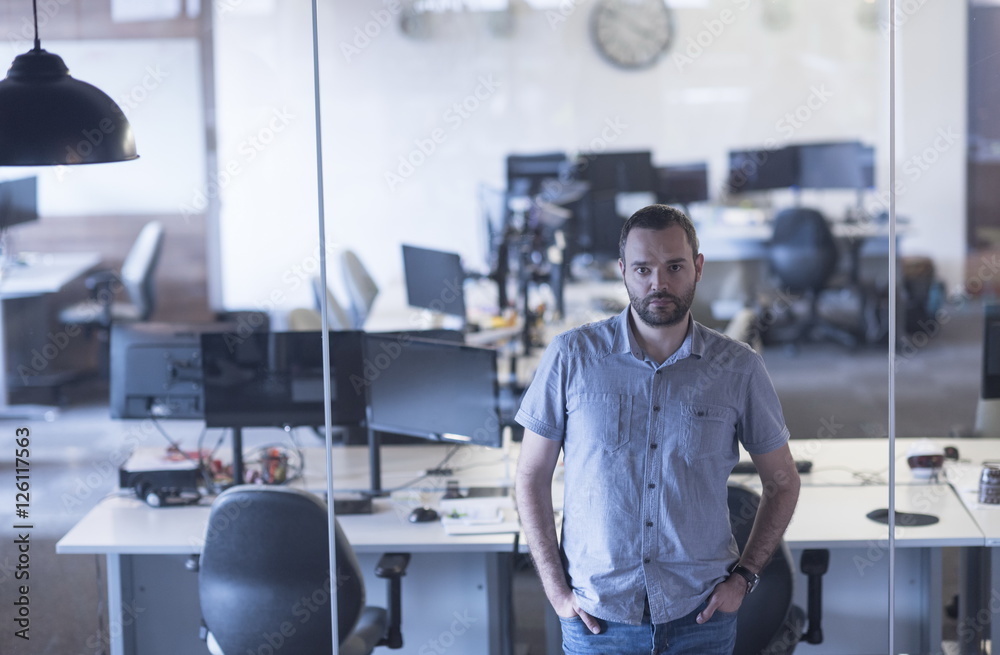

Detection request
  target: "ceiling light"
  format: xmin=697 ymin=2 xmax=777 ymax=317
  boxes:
xmin=0 ymin=0 xmax=138 ymax=166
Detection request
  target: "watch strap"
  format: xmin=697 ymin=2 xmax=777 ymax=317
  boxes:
xmin=728 ymin=563 xmax=760 ymax=594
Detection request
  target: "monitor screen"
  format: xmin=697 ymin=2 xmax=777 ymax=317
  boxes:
xmin=655 ymin=163 xmax=709 ymax=205
xmin=507 ymin=152 xmax=568 ymax=197
xmin=578 ymin=150 xmax=655 ymax=194
xmin=983 ymin=303 xmax=1000 ymax=399
xmin=727 ymin=146 xmax=799 ymax=192
xmin=200 ymin=331 xmax=366 ymax=429
xmin=401 ymin=244 xmax=467 ymax=318
xmin=797 ymin=141 xmax=871 ymax=190
xmin=0 ymin=176 xmax=38 ymax=230
xmin=365 ymin=334 xmax=502 ymax=447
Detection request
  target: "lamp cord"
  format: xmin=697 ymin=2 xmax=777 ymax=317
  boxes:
xmin=31 ymin=0 xmax=40 ymax=50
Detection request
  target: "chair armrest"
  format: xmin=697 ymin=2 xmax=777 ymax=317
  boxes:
xmin=375 ymin=553 xmax=410 ymax=649
xmin=375 ymin=553 xmax=410 ymax=579
xmin=801 ymin=548 xmax=830 ymax=645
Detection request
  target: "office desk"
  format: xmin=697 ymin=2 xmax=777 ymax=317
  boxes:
xmin=0 ymin=252 xmax=100 ymax=417
xmin=57 ymin=444 xmax=519 ymax=655
xmin=59 ymin=439 xmax=993 ymax=655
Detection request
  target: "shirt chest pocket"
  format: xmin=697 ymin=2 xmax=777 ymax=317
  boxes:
xmin=569 ymin=392 xmax=633 ymax=452
xmin=681 ymin=403 xmax=737 ymax=461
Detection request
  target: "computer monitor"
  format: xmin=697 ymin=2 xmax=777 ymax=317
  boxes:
xmin=655 ymin=163 xmax=710 ymax=206
xmin=506 ymin=152 xmax=569 ymax=197
xmin=109 ymin=322 xmax=232 ymax=420
xmin=200 ymin=331 xmax=366 ymax=429
xmin=0 ymin=176 xmax=38 ymax=231
xmin=976 ymin=303 xmax=1000 ymax=437
xmin=365 ymin=334 xmax=502 ymax=448
xmin=727 ymin=146 xmax=799 ymax=192
xmin=797 ymin=141 xmax=872 ymax=190
xmin=401 ymin=244 xmax=467 ymax=319
xmin=578 ymin=150 xmax=656 ymax=194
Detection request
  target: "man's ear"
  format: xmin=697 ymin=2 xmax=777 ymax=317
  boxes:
xmin=618 ymin=258 xmax=625 ymax=278
xmin=694 ymin=253 xmax=705 ymax=282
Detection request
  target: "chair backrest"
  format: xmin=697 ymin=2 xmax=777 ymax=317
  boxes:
xmin=728 ymin=484 xmax=798 ymax=655
xmin=198 ymin=486 xmax=366 ymax=655
xmin=768 ymin=208 xmax=838 ymax=293
xmin=119 ymin=221 xmax=165 ymax=319
xmin=311 ymin=276 xmax=353 ymax=330
xmin=341 ymin=250 xmax=379 ymax=329
xmin=288 ymin=307 xmax=324 ymax=331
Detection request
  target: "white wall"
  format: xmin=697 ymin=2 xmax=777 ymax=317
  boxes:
xmin=0 ymin=37 xmax=205 ymax=216
xmin=895 ymin=0 xmax=967 ymax=294
xmin=213 ymin=0 xmax=956 ymax=313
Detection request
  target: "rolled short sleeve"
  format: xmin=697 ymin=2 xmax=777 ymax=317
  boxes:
xmin=738 ymin=352 xmax=790 ymax=454
xmin=514 ymin=338 xmax=567 ymax=442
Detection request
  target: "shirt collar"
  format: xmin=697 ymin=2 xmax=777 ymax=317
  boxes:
xmin=617 ymin=307 xmax=702 ymax=364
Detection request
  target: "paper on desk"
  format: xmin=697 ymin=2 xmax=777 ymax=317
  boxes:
xmin=439 ymin=496 xmax=520 ymax=535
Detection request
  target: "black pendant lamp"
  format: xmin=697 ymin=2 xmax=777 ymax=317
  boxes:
xmin=0 ymin=0 xmax=138 ymax=166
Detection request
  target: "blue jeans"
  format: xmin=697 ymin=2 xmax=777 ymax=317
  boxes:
xmin=559 ymin=600 xmax=738 ymax=655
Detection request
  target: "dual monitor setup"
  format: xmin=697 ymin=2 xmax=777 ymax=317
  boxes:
xmin=727 ymin=140 xmax=875 ymax=194
xmin=111 ymin=324 xmax=503 ymax=497
xmin=502 ymin=141 xmax=874 ymax=262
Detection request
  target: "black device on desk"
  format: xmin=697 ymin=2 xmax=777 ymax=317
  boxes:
xmin=401 ymin=244 xmax=468 ymax=321
xmin=655 ymin=162 xmax=709 ymax=210
xmin=365 ymin=333 xmax=502 ymax=449
xmin=199 ymin=330 xmax=367 ymax=485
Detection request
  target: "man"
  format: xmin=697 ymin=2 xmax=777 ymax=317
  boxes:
xmin=515 ymin=204 xmax=800 ymax=654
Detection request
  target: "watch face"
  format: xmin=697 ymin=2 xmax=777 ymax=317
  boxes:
xmin=591 ymin=0 xmax=673 ymax=70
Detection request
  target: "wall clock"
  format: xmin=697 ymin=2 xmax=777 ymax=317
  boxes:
xmin=590 ymin=0 xmax=673 ymax=70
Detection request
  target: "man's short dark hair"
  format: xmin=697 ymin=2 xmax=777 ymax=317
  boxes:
xmin=619 ymin=204 xmax=700 ymax=263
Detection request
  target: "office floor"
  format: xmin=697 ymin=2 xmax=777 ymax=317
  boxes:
xmin=0 ymin=296 xmax=985 ymax=655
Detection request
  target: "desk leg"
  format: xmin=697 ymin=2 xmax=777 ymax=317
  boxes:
xmin=991 ymin=547 xmax=998 ymax=655
xmin=958 ymin=547 xmax=986 ymax=655
xmin=106 ymin=554 xmax=126 ymax=655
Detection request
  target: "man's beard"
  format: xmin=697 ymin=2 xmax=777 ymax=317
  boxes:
xmin=626 ymin=282 xmax=696 ymax=328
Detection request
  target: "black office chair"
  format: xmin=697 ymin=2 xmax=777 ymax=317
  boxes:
xmin=728 ymin=483 xmax=828 ymax=654
xmin=764 ymin=207 xmax=858 ymax=349
xmin=59 ymin=220 xmax=165 ymax=374
xmin=197 ymin=486 xmax=410 ymax=655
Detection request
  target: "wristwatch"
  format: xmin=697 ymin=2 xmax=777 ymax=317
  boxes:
xmin=728 ymin=562 xmax=760 ymax=594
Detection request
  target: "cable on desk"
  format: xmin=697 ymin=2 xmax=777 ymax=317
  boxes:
xmin=378 ymin=445 xmax=466 ymax=494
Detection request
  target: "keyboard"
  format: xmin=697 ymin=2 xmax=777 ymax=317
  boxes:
xmin=731 ymin=459 xmax=813 ymax=475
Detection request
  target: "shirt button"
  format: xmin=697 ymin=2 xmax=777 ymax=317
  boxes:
xmin=651 ymin=443 xmax=658 ymax=450
xmin=696 ymin=410 xmax=705 ymax=416
xmin=645 ymin=521 xmax=653 ymax=527
xmin=644 ymin=558 xmax=651 ymax=564
xmin=653 ymin=406 xmax=661 ymax=412
xmin=648 ymin=483 xmax=656 ymax=489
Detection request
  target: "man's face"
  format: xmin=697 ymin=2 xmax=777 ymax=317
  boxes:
xmin=618 ymin=225 xmax=704 ymax=328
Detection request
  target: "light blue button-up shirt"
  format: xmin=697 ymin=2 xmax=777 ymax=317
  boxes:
xmin=515 ymin=309 xmax=789 ymax=625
